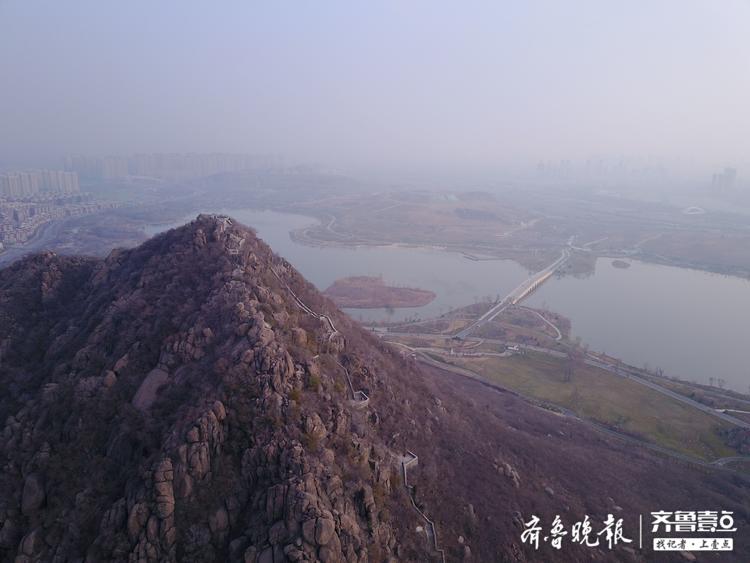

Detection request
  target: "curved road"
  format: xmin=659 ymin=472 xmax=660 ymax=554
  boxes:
xmin=519 ymin=306 xmax=563 ymax=341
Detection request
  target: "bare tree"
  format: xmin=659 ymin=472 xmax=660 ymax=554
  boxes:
xmin=563 ymin=356 xmax=574 ymax=382
xmin=563 ymin=347 xmax=584 ymax=383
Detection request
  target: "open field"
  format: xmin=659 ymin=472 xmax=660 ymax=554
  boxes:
xmin=425 ymin=351 xmax=737 ymax=461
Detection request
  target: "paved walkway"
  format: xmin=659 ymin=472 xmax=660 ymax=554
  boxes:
xmin=519 ymin=306 xmax=562 ymax=341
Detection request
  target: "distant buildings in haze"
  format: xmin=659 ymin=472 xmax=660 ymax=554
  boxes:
xmin=535 ymin=157 xmax=668 ymax=185
xmin=65 ymin=153 xmax=283 ymax=181
xmin=711 ymin=167 xmax=737 ymax=192
xmin=0 ymin=170 xmax=80 ymax=198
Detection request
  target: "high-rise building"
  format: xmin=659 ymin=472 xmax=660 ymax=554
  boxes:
xmin=0 ymin=170 xmax=79 ymax=198
xmin=101 ymin=156 xmax=128 ymax=179
xmin=711 ymin=167 xmax=738 ymax=192
xmin=0 ymin=173 xmax=38 ymax=198
xmin=0 ymin=174 xmax=21 ymax=198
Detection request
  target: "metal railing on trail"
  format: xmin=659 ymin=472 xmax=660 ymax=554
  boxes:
xmin=271 ymin=263 xmax=366 ymax=408
xmin=400 ymin=450 xmax=447 ymax=563
xmin=273 ymin=261 xmax=443 ymax=561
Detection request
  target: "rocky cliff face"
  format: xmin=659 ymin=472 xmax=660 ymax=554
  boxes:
xmin=0 ymin=215 xmax=428 ymax=562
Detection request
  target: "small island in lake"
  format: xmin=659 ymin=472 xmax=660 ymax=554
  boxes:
xmin=323 ymin=276 xmax=436 ymax=308
xmin=612 ymin=259 xmax=631 ymax=269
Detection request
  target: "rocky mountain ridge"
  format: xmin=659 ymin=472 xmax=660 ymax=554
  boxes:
xmin=0 ymin=215 xmax=432 ymax=562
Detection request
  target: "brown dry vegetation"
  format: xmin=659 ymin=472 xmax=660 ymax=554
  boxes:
xmin=323 ymin=276 xmax=435 ymax=309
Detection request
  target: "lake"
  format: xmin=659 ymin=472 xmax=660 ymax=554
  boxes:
xmin=149 ymin=209 xmax=750 ymax=392
xmin=525 ymin=258 xmax=750 ymax=393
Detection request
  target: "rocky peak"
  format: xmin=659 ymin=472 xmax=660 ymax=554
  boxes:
xmin=0 ymin=216 xmax=431 ymax=563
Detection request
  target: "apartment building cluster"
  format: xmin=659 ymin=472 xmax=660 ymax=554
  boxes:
xmin=0 ymin=193 xmax=118 ymax=245
xmin=0 ymin=169 xmax=80 ymax=198
xmin=65 ymin=153 xmax=282 ymax=181
xmin=0 ymin=169 xmax=116 ymax=249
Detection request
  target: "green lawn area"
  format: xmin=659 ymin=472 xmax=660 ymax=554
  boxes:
xmin=447 ymin=352 xmax=735 ymax=461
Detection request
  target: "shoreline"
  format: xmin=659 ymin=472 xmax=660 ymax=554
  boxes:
xmin=291 ymin=216 xmax=750 ymax=282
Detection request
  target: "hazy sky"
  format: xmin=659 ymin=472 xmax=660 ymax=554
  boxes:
xmin=1 ymin=1 xmax=749 ymax=173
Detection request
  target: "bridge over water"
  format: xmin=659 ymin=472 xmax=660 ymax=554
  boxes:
xmin=454 ymin=248 xmax=570 ymax=339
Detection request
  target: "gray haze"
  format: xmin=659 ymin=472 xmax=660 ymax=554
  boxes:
xmin=1 ymin=1 xmax=749 ymax=175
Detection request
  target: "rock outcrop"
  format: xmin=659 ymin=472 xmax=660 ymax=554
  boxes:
xmin=0 ymin=215 xmax=427 ymax=562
